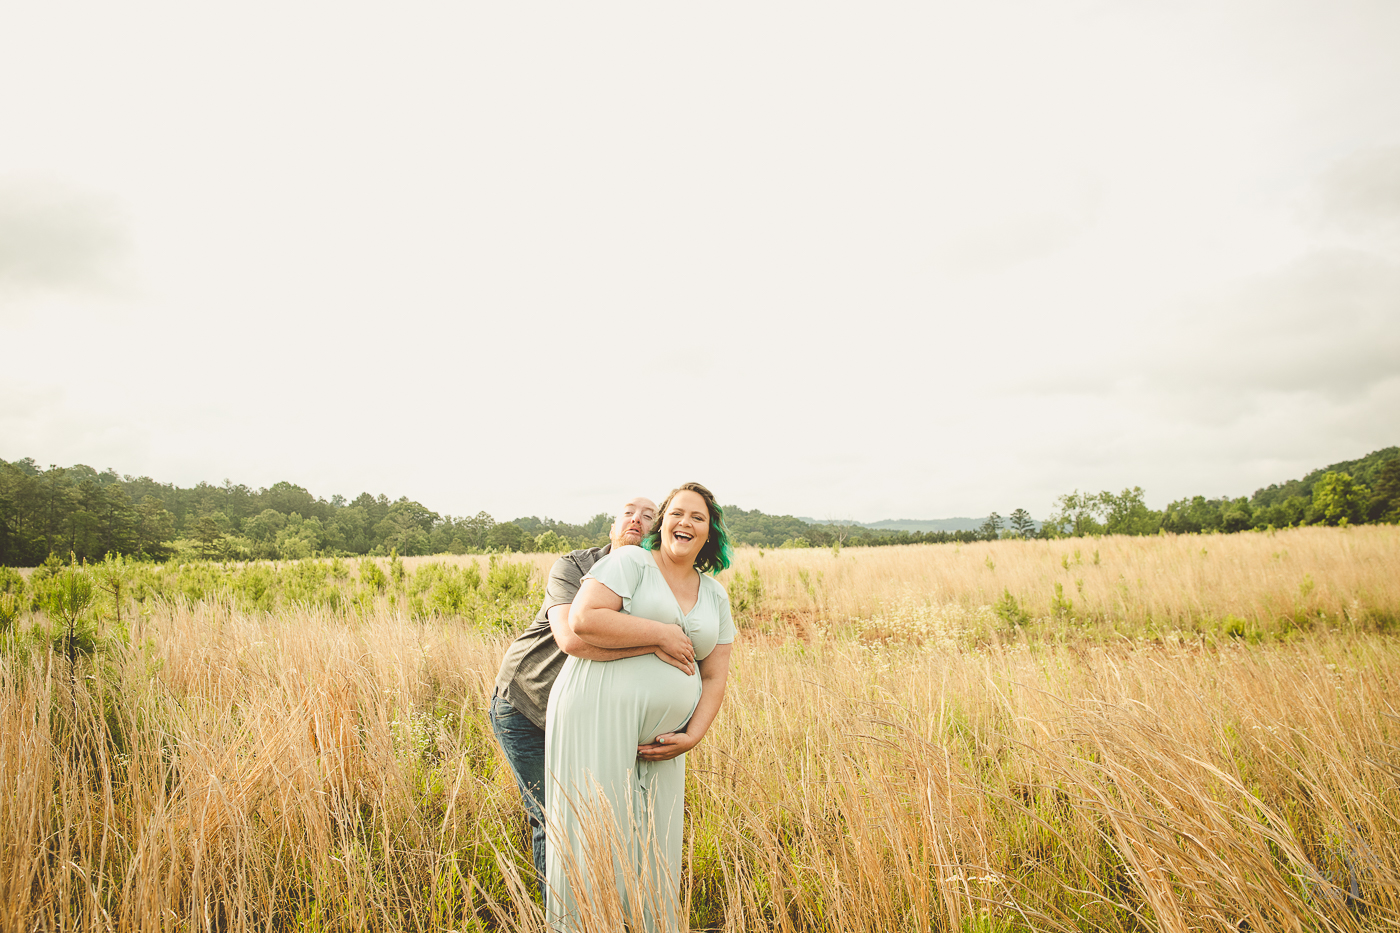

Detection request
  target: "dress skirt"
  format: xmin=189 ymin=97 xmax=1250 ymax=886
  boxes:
xmin=544 ymin=652 xmax=700 ymax=933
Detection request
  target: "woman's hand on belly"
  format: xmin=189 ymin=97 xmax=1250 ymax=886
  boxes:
xmin=652 ymin=623 xmax=695 ymax=674
xmin=652 ymin=643 xmax=694 ymax=675
xmin=637 ymin=730 xmax=697 ymax=761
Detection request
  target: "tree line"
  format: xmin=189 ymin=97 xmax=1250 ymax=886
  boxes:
xmin=1031 ymin=446 xmax=1399 ymax=540
xmin=0 ymin=459 xmax=616 ymax=567
xmin=735 ymin=446 xmax=1398 ymax=550
xmin=1 ymin=446 xmax=1396 ymax=567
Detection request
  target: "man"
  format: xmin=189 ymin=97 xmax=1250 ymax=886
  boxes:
xmin=489 ymin=494 xmax=689 ymax=902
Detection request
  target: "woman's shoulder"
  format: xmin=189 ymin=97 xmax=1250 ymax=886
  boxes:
xmin=699 ymin=572 xmax=731 ymax=604
xmin=600 ymin=544 xmax=654 ymax=570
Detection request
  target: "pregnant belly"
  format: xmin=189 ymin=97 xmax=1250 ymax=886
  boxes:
xmin=611 ymin=653 xmax=701 ymax=743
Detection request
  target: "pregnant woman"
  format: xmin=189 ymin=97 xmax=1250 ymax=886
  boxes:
xmin=544 ymin=482 xmax=735 ymax=932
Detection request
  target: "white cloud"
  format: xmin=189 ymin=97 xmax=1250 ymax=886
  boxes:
xmin=2 ymin=2 xmax=1399 ymax=523
xmin=1302 ymin=145 xmax=1400 ymax=242
xmin=0 ymin=179 xmax=131 ymax=304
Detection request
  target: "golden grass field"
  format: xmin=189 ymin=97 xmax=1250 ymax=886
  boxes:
xmin=2 ymin=526 xmax=1398 ymax=931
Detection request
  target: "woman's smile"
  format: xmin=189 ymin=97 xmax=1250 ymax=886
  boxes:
xmin=662 ymin=490 xmax=709 ymax=558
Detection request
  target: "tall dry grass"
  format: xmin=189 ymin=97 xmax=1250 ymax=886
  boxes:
xmin=720 ymin=525 xmax=1400 ymax=640
xmin=2 ymin=527 xmax=1398 ymax=931
xmin=688 ymin=632 xmax=1398 ymax=932
xmin=1 ymin=603 xmax=521 ymax=932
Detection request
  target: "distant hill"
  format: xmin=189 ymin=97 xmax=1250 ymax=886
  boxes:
xmin=797 ymin=516 xmax=1036 ymax=533
xmin=4 ymin=443 xmax=1393 ymax=567
xmin=865 ymin=517 xmax=990 ymax=533
xmin=1250 ymin=446 xmax=1399 ymax=507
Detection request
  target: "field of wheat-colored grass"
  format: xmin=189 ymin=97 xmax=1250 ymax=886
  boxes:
xmin=2 ymin=527 xmax=1398 ymax=931
xmin=713 ymin=525 xmax=1400 ymax=640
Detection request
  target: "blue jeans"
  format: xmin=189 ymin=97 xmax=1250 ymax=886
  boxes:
xmin=489 ymin=692 xmax=547 ymax=903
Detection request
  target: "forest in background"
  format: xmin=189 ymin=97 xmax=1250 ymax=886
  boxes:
xmin=0 ymin=446 xmax=1396 ymax=567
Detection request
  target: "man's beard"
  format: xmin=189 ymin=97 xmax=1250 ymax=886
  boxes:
xmin=616 ymin=529 xmax=645 ymax=547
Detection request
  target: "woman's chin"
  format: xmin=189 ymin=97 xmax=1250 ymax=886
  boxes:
xmin=662 ymin=541 xmax=700 ymax=564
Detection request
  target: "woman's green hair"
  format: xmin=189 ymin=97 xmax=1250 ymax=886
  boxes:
xmin=641 ymin=482 xmax=733 ymax=575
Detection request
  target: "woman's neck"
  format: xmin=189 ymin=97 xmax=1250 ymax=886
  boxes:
xmin=652 ymin=546 xmax=697 ymax=581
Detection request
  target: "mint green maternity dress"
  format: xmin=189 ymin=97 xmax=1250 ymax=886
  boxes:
xmin=544 ymin=545 xmax=734 ymax=933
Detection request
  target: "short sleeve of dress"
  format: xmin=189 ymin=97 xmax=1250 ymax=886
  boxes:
xmin=582 ymin=545 xmax=648 ymax=605
xmin=711 ymin=579 xmax=736 ymax=645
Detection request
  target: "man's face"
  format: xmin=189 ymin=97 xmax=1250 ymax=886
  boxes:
xmin=610 ymin=496 xmax=657 ymax=549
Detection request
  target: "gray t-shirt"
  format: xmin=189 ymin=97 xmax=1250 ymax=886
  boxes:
xmin=492 ymin=544 xmax=610 ymax=730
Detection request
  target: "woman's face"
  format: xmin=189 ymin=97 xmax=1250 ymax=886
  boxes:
xmin=660 ymin=489 xmax=710 ymax=565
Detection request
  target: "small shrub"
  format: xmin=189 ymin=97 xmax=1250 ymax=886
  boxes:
xmin=486 ymin=555 xmax=533 ymax=604
xmin=360 ymin=559 xmax=388 ymax=592
xmin=993 ymin=588 xmax=1029 ymax=627
xmin=0 ymin=591 xmax=19 ymax=634
xmin=746 ymin=566 xmax=764 ymax=610
xmin=0 ymin=566 xmax=25 ymax=598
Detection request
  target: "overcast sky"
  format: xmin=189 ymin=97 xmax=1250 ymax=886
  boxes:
xmin=2 ymin=1 xmax=1398 ymax=524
